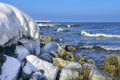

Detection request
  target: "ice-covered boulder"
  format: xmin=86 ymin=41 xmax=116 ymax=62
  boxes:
xmin=23 ymin=55 xmax=58 ymax=80
xmin=15 ymin=45 xmax=30 ymax=62
xmin=0 ymin=2 xmax=40 ymax=55
xmin=0 ymin=56 xmax=21 ymax=80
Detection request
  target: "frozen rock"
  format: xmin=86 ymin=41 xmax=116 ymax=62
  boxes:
xmin=0 ymin=2 xmax=40 ymax=55
xmin=15 ymin=45 xmax=30 ymax=62
xmin=42 ymin=42 xmax=59 ymax=54
xmin=0 ymin=56 xmax=21 ymax=80
xmin=89 ymin=68 xmax=115 ymax=80
xmin=23 ymin=55 xmax=58 ymax=80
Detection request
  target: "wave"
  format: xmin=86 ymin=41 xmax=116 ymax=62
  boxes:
xmin=81 ymin=31 xmax=120 ymax=38
xmin=80 ymin=45 xmax=120 ymax=51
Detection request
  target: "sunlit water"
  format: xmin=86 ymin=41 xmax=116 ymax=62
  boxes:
xmin=39 ymin=22 xmax=120 ymax=66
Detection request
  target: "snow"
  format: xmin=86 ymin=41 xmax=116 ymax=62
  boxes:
xmin=0 ymin=2 xmax=39 ymax=45
xmin=25 ymin=55 xmax=58 ymax=80
xmin=0 ymin=2 xmax=40 ymax=54
xmin=0 ymin=56 xmax=21 ymax=80
xmin=15 ymin=45 xmax=30 ymax=62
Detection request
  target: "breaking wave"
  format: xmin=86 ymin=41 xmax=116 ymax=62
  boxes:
xmin=81 ymin=31 xmax=120 ymax=38
xmin=80 ymin=45 xmax=120 ymax=51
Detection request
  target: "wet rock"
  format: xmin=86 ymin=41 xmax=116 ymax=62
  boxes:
xmin=58 ymin=49 xmax=74 ymax=61
xmin=51 ymin=51 xmax=59 ymax=58
xmin=15 ymin=45 xmax=30 ymax=62
xmin=0 ymin=56 xmax=21 ymax=80
xmin=53 ymin=58 xmax=69 ymax=69
xmin=23 ymin=55 xmax=58 ymax=80
xmin=75 ymin=54 xmax=87 ymax=64
xmin=41 ymin=36 xmax=53 ymax=44
xmin=39 ymin=53 xmax=53 ymax=63
xmin=102 ymin=55 xmax=120 ymax=79
xmin=65 ymin=45 xmax=76 ymax=52
xmin=89 ymin=68 xmax=115 ymax=80
xmin=82 ymin=63 xmax=96 ymax=80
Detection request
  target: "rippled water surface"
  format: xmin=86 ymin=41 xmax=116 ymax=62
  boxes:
xmin=39 ymin=22 xmax=120 ymax=66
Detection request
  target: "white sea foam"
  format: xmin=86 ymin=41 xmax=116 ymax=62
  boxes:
xmin=81 ymin=31 xmax=120 ymax=38
xmin=80 ymin=45 xmax=120 ymax=51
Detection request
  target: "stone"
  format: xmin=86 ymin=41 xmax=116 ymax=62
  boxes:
xmin=65 ymin=45 xmax=76 ymax=52
xmin=51 ymin=51 xmax=59 ymax=58
xmin=65 ymin=62 xmax=82 ymax=69
xmin=102 ymin=55 xmax=120 ymax=79
xmin=29 ymin=72 xmax=47 ymax=80
xmin=39 ymin=53 xmax=53 ymax=63
xmin=15 ymin=45 xmax=30 ymax=62
xmin=82 ymin=63 xmax=96 ymax=80
xmin=23 ymin=55 xmax=58 ymax=80
xmin=0 ymin=2 xmax=40 ymax=55
xmin=0 ymin=56 xmax=21 ymax=80
xmin=53 ymin=58 xmax=69 ymax=69
xmin=42 ymin=42 xmax=59 ymax=54
xmin=89 ymin=68 xmax=115 ymax=80
xmin=59 ymin=68 xmax=80 ymax=80
xmin=75 ymin=54 xmax=87 ymax=64
xmin=41 ymin=36 xmax=53 ymax=44
xmin=58 ymin=49 xmax=74 ymax=61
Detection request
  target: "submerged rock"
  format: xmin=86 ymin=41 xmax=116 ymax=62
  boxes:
xmin=0 ymin=56 xmax=21 ymax=80
xmin=23 ymin=55 xmax=58 ymax=80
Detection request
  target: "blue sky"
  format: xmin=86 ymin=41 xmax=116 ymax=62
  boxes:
xmin=0 ymin=0 xmax=120 ymax=22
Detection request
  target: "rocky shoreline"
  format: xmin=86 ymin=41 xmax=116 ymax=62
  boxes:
xmin=0 ymin=36 xmax=120 ymax=80
xmin=0 ymin=2 xmax=120 ymax=80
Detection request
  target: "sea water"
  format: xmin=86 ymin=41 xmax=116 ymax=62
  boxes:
xmin=39 ymin=22 xmax=120 ymax=66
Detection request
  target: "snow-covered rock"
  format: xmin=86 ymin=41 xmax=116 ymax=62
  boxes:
xmin=89 ymin=68 xmax=115 ymax=80
xmin=15 ymin=45 xmax=30 ymax=62
xmin=65 ymin=62 xmax=82 ymax=69
xmin=59 ymin=68 xmax=79 ymax=80
xmin=0 ymin=2 xmax=40 ymax=55
xmin=29 ymin=72 xmax=46 ymax=80
xmin=39 ymin=53 xmax=53 ymax=63
xmin=23 ymin=55 xmax=58 ymax=80
xmin=42 ymin=42 xmax=59 ymax=54
xmin=0 ymin=56 xmax=21 ymax=80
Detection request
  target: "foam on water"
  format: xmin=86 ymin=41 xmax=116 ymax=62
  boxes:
xmin=80 ymin=45 xmax=120 ymax=51
xmin=81 ymin=31 xmax=120 ymax=38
